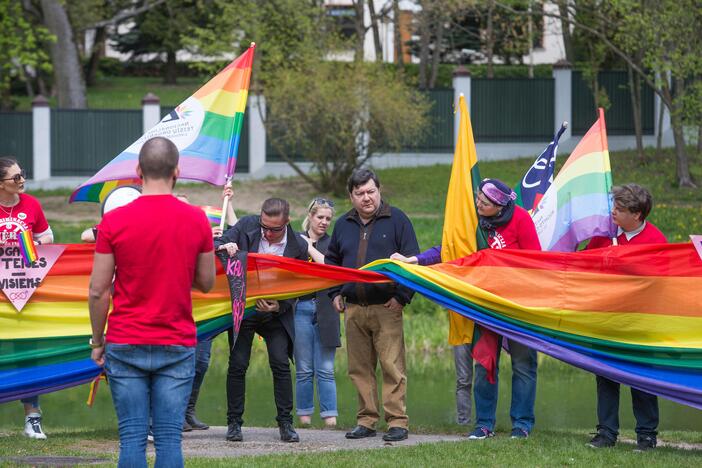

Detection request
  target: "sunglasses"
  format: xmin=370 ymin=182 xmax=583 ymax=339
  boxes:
xmin=313 ymin=197 xmax=335 ymax=207
xmin=1 ymin=170 xmax=26 ymax=184
xmin=260 ymin=222 xmax=287 ymax=233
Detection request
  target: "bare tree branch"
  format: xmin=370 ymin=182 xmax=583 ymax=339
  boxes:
xmin=494 ymin=1 xmax=670 ymax=107
xmin=78 ymin=0 xmax=167 ymax=31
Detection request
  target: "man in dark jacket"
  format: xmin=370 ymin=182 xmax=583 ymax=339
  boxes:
xmin=215 ymin=198 xmax=308 ymax=443
xmin=325 ymin=169 xmax=419 ymax=442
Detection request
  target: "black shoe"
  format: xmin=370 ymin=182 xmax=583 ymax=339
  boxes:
xmin=634 ymin=435 xmax=657 ymax=452
xmin=345 ymin=425 xmax=376 ymax=439
xmin=185 ymin=389 xmax=209 ymax=430
xmin=185 ymin=413 xmax=209 ymax=431
xmin=182 ymin=420 xmax=192 ymax=432
xmin=588 ymin=432 xmax=615 ymax=448
xmin=226 ymin=422 xmax=242 ymax=442
xmin=382 ymin=427 xmax=408 ymax=442
xmin=279 ymin=422 xmax=300 ymax=443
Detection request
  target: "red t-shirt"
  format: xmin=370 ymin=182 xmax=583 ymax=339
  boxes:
xmin=0 ymin=194 xmax=50 ymax=244
xmin=96 ymin=195 xmax=214 ymax=346
xmin=587 ymin=221 xmax=667 ymax=249
xmin=488 ymin=205 xmax=541 ymax=251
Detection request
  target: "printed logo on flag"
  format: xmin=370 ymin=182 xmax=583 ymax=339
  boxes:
xmin=0 ymin=245 xmax=66 ymax=312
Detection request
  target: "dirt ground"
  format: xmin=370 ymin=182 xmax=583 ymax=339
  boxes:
xmin=43 ymin=179 xmax=325 ymax=224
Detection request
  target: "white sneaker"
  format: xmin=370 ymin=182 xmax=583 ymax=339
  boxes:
xmin=24 ymin=413 xmax=47 ymax=439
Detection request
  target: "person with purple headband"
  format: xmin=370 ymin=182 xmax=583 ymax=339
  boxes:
xmin=395 ymin=178 xmax=541 ymax=439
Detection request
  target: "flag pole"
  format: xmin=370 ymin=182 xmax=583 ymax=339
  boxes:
xmin=597 ymin=107 xmax=617 ymax=246
xmin=219 ymin=42 xmax=256 ymax=232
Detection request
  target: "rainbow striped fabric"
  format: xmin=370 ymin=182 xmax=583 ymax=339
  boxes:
xmin=366 ymin=244 xmax=702 ymax=409
xmin=17 ymin=230 xmax=38 ymax=266
xmin=70 ymin=44 xmax=256 ymax=203
xmin=201 ymin=206 xmax=223 ymax=225
xmin=532 ymin=108 xmax=616 ymax=251
xmin=3 ymin=244 xmax=702 ymax=409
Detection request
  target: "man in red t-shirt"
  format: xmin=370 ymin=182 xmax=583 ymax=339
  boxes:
xmin=586 ymin=184 xmax=666 ymax=452
xmin=88 ymin=137 xmax=215 ymax=468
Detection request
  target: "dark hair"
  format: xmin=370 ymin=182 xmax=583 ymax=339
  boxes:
xmin=138 ymin=137 xmax=179 ymax=180
xmin=611 ymin=184 xmax=653 ymax=220
xmin=347 ymin=169 xmax=380 ymax=193
xmin=261 ymin=198 xmax=290 ymax=219
xmin=0 ymin=157 xmax=19 ymax=179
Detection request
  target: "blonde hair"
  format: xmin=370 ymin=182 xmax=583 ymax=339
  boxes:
xmin=301 ymin=198 xmax=335 ymax=232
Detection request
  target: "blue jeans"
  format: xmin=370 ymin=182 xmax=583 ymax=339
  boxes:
xmin=105 ymin=344 xmax=195 ymax=468
xmin=21 ymin=396 xmax=39 ymax=409
xmin=192 ymin=339 xmax=212 ymax=393
xmin=473 ymin=339 xmax=537 ymax=432
xmin=294 ymin=299 xmax=338 ymax=418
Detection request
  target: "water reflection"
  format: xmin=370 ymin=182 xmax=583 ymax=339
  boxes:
xmin=1 ymin=334 xmax=701 ymax=433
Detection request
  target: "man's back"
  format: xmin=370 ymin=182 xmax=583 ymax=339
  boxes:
xmin=96 ymin=195 xmax=213 ymax=346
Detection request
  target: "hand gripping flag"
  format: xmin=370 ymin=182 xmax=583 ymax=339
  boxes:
xmin=70 ymin=44 xmax=256 ymax=203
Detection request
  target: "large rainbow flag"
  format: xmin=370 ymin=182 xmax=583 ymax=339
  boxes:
xmin=3 ymin=243 xmax=702 ymax=410
xmin=531 ymin=108 xmax=616 ymax=251
xmin=70 ymin=44 xmax=256 ymax=203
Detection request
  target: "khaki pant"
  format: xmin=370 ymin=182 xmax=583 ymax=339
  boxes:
xmin=345 ymin=303 xmax=408 ymax=429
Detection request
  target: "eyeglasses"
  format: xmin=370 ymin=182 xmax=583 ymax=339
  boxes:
xmin=1 ymin=170 xmax=26 ymax=184
xmin=260 ymin=222 xmax=287 ymax=233
xmin=313 ymin=198 xmax=335 ymax=207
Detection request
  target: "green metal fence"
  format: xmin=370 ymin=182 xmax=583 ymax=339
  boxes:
xmin=0 ymin=112 xmax=33 ymax=178
xmin=51 ymin=109 xmax=142 ymax=176
xmin=409 ymin=89 xmax=455 ymax=152
xmin=572 ymin=71 xmax=654 ymax=135
xmin=471 ymin=78 xmax=555 ymax=142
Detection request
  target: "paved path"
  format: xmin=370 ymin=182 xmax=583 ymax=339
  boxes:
xmin=173 ymin=426 xmax=464 ymax=457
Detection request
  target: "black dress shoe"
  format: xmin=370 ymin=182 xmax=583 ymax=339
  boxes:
xmin=226 ymin=422 xmax=242 ymax=442
xmin=279 ymin=422 xmax=300 ymax=443
xmin=382 ymin=427 xmax=408 ymax=442
xmin=345 ymin=425 xmax=377 ymax=439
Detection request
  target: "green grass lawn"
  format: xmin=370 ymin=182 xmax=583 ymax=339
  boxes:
xmin=0 ymin=427 xmax=700 ymax=467
xmin=15 ymin=77 xmax=203 ymax=110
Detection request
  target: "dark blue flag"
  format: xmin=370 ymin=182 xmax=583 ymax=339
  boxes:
xmin=516 ymin=122 xmax=568 ymax=212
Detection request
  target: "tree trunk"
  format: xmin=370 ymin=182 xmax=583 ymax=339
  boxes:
xmin=85 ymin=27 xmax=107 ymax=87
xmin=429 ymin=12 xmax=444 ymax=89
xmin=627 ymin=64 xmax=644 ymax=162
xmin=353 ymin=0 xmax=366 ymax=62
xmin=656 ymin=92 xmax=664 ymax=157
xmin=368 ymin=0 xmax=383 ymax=62
xmin=418 ymin=8 xmax=431 ymax=89
xmin=486 ymin=0 xmax=495 ymax=79
xmin=667 ymin=78 xmax=696 ymax=187
xmin=164 ymin=50 xmax=178 ymax=84
xmin=557 ymin=0 xmax=574 ymax=62
xmin=392 ymin=0 xmax=404 ymax=67
xmin=40 ymin=0 xmax=87 ymax=108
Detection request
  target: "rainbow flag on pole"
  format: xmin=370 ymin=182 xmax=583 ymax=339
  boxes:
xmin=70 ymin=44 xmax=256 ymax=203
xmin=531 ymin=108 xmax=615 ymax=251
xmin=201 ymin=206 xmax=223 ymax=225
xmin=18 ymin=230 xmax=38 ymax=266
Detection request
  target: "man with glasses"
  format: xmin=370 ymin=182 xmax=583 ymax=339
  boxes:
xmin=215 ymin=198 xmax=309 ymax=443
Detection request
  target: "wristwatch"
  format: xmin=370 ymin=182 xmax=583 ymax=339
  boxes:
xmin=89 ymin=338 xmax=104 ymax=349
